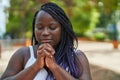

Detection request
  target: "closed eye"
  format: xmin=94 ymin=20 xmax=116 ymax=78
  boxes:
xmin=49 ymin=23 xmax=59 ymax=30
xmin=35 ymin=26 xmax=44 ymax=30
xmin=49 ymin=26 xmax=57 ymax=30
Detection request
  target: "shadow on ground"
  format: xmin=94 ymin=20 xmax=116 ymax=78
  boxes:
xmin=90 ymin=64 xmax=120 ymax=80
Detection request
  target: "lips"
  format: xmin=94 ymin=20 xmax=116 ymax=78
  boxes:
xmin=41 ymin=39 xmax=52 ymax=43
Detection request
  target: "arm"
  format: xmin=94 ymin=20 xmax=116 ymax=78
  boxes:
xmin=44 ymin=44 xmax=92 ymax=80
xmin=47 ymin=62 xmax=79 ymax=80
xmin=76 ymin=50 xmax=92 ymax=80
xmin=1 ymin=47 xmax=44 ymax=80
xmin=51 ymin=50 xmax=92 ymax=80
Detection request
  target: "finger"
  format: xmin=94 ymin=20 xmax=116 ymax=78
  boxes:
xmin=44 ymin=47 xmax=55 ymax=55
xmin=46 ymin=43 xmax=53 ymax=49
xmin=37 ymin=52 xmax=44 ymax=57
xmin=38 ymin=45 xmax=44 ymax=50
xmin=45 ymin=44 xmax=55 ymax=55
xmin=37 ymin=48 xmax=45 ymax=55
xmin=38 ymin=44 xmax=45 ymax=50
xmin=43 ymin=50 xmax=53 ymax=58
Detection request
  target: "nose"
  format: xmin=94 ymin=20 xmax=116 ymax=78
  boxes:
xmin=42 ymin=28 xmax=49 ymax=36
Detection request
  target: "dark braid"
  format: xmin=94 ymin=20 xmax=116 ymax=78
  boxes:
xmin=31 ymin=2 xmax=83 ymax=79
xmin=32 ymin=11 xmax=39 ymax=45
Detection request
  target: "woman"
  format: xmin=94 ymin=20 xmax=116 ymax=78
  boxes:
xmin=1 ymin=2 xmax=92 ymax=80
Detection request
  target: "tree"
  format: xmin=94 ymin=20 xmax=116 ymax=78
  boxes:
xmin=6 ymin=0 xmax=42 ymax=38
xmin=96 ymin=0 xmax=119 ymax=28
xmin=6 ymin=0 xmax=119 ymax=38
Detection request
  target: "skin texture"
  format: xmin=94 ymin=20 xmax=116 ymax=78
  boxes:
xmin=35 ymin=10 xmax=61 ymax=48
xmin=1 ymin=10 xmax=92 ymax=80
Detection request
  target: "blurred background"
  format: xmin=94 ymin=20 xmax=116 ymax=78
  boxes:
xmin=0 ymin=0 xmax=120 ymax=80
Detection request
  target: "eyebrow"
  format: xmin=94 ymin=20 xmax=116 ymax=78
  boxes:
xmin=35 ymin=21 xmax=59 ymax=25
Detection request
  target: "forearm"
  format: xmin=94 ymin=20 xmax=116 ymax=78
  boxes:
xmin=51 ymin=65 xmax=78 ymax=80
xmin=2 ymin=63 xmax=40 ymax=80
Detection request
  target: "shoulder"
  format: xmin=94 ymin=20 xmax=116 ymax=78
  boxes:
xmin=10 ymin=46 xmax=30 ymax=64
xmin=75 ymin=49 xmax=92 ymax=80
xmin=0 ymin=47 xmax=31 ymax=79
xmin=75 ymin=49 xmax=88 ymax=60
xmin=6 ymin=46 xmax=31 ymax=69
xmin=74 ymin=49 xmax=89 ymax=69
xmin=16 ymin=46 xmax=30 ymax=53
xmin=13 ymin=46 xmax=30 ymax=58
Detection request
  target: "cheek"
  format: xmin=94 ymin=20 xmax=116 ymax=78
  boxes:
xmin=57 ymin=31 xmax=61 ymax=42
xmin=35 ymin=30 xmax=41 ymax=41
xmin=54 ymin=30 xmax=61 ymax=44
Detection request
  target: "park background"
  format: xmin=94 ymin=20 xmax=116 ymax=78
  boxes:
xmin=0 ymin=0 xmax=120 ymax=80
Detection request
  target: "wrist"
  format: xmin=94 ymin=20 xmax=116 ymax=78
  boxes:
xmin=49 ymin=63 xmax=59 ymax=72
xmin=31 ymin=62 xmax=42 ymax=72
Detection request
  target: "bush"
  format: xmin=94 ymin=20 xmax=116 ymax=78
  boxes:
xmin=94 ymin=32 xmax=106 ymax=41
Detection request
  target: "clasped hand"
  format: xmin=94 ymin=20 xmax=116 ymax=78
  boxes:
xmin=35 ymin=43 xmax=57 ymax=71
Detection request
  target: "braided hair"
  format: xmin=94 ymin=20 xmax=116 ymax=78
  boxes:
xmin=31 ymin=2 xmax=83 ymax=79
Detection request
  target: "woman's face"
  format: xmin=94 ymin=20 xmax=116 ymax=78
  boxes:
xmin=34 ymin=10 xmax=61 ymax=48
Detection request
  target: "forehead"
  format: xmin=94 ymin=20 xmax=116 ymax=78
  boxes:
xmin=37 ymin=10 xmax=47 ymax=17
xmin=36 ymin=10 xmax=54 ymax=21
xmin=35 ymin=10 xmax=62 ymax=26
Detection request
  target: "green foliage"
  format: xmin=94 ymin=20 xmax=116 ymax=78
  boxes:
xmin=25 ymin=31 xmax=32 ymax=39
xmin=5 ymin=0 xmax=119 ymax=39
xmin=6 ymin=0 xmax=37 ymax=38
xmin=94 ymin=32 xmax=106 ymax=41
xmin=7 ymin=11 xmax=21 ymax=38
xmin=71 ymin=12 xmax=90 ymax=36
xmin=89 ymin=9 xmax=100 ymax=31
xmin=101 ymin=0 xmax=118 ymax=12
xmin=71 ymin=0 xmax=91 ymax=36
